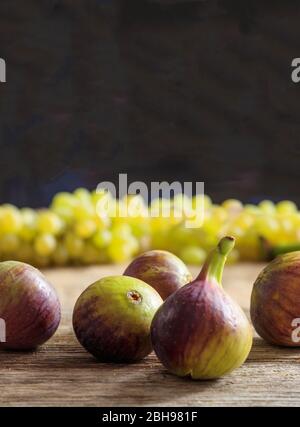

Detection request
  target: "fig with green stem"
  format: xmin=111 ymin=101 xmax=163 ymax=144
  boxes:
xmin=151 ymin=236 xmax=253 ymax=380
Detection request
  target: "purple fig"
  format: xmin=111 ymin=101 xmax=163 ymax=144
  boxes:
xmin=124 ymin=250 xmax=192 ymax=300
xmin=73 ymin=275 xmax=163 ymax=362
xmin=0 ymin=261 xmax=61 ymax=350
xmin=251 ymin=252 xmax=300 ymax=346
xmin=151 ymin=237 xmax=253 ymax=380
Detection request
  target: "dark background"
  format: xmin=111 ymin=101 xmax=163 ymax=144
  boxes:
xmin=0 ymin=0 xmax=299 ymax=208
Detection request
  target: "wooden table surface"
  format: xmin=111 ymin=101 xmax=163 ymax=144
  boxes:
xmin=1 ymin=262 xmax=300 ymax=407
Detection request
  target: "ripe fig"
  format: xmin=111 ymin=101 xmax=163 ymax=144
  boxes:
xmin=73 ymin=275 xmax=163 ymax=362
xmin=251 ymin=252 xmax=300 ymax=346
xmin=0 ymin=261 xmax=61 ymax=350
xmin=124 ymin=250 xmax=192 ymax=300
xmin=151 ymin=237 xmax=253 ymax=380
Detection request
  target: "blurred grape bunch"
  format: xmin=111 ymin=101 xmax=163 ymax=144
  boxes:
xmin=0 ymin=189 xmax=300 ymax=267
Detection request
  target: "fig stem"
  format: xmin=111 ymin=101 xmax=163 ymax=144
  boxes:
xmin=197 ymin=236 xmax=235 ymax=285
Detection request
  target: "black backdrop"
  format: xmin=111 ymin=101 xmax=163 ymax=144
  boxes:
xmin=0 ymin=0 xmax=300 ymax=207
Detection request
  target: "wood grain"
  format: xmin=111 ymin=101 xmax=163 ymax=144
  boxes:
xmin=1 ymin=263 xmax=300 ymax=407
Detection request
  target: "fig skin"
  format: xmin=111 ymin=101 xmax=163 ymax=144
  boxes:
xmin=251 ymin=252 xmax=300 ymax=346
xmin=73 ymin=275 xmax=163 ymax=362
xmin=124 ymin=250 xmax=192 ymax=300
xmin=0 ymin=261 xmax=61 ymax=350
xmin=151 ymin=237 xmax=253 ymax=380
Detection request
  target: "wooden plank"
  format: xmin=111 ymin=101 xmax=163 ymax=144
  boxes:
xmin=1 ymin=263 xmax=300 ymax=407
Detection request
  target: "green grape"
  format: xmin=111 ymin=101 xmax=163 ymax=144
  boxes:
xmin=92 ymin=229 xmax=112 ymax=249
xmin=127 ymin=235 xmax=139 ymax=255
xmin=21 ymin=207 xmax=37 ymax=223
xmin=227 ymin=225 xmax=245 ymax=240
xmin=150 ymin=216 xmax=170 ymax=233
xmin=19 ymin=228 xmax=36 ymax=242
xmin=32 ymin=254 xmax=51 ymax=268
xmin=290 ymin=212 xmax=300 ymax=227
xmin=202 ymin=217 xmax=220 ymax=236
xmin=107 ymin=241 xmax=130 ymax=263
xmin=123 ymin=194 xmax=147 ymax=218
xmin=166 ymin=209 xmax=183 ymax=227
xmin=172 ymin=194 xmax=193 ymax=215
xmin=211 ymin=205 xmax=228 ymax=223
xmin=238 ymin=228 xmax=261 ymax=261
xmin=200 ymin=233 xmax=219 ymax=251
xmin=255 ymin=216 xmax=280 ymax=242
xmin=258 ymin=200 xmax=276 ymax=215
xmin=73 ymin=203 xmax=95 ymax=221
xmin=51 ymin=206 xmax=74 ymax=225
xmin=94 ymin=191 xmax=116 ymax=218
xmin=74 ymin=218 xmax=97 ymax=239
xmin=150 ymin=197 xmax=163 ymax=210
xmin=234 ymin=212 xmax=254 ymax=229
xmin=227 ymin=248 xmax=240 ymax=265
xmin=95 ymin=214 xmax=111 ymax=230
xmin=179 ymin=246 xmax=206 ymax=265
xmin=16 ymin=242 xmax=33 ymax=263
xmin=169 ymin=224 xmax=194 ymax=246
xmin=91 ymin=189 xmax=104 ymax=205
xmin=0 ymin=205 xmax=23 ymax=234
xmin=74 ymin=187 xmax=92 ymax=204
xmin=288 ymin=213 xmax=300 ymax=241
xmin=37 ymin=210 xmax=63 ymax=235
xmin=150 ymin=229 xmax=170 ymax=250
xmin=51 ymin=192 xmax=77 ymax=209
xmin=222 ymin=199 xmax=243 ymax=215
xmin=52 ymin=243 xmax=69 ymax=266
xmin=19 ymin=208 xmax=37 ymax=241
xmin=130 ymin=220 xmax=151 ymax=238
xmin=277 ymin=200 xmax=298 ymax=215
xmin=192 ymin=194 xmax=212 ymax=211
xmin=138 ymin=234 xmax=151 ymax=253
xmin=182 ymin=210 xmax=205 ymax=229
xmin=150 ymin=198 xmax=171 ymax=217
xmin=278 ymin=217 xmax=294 ymax=242
xmin=107 ymin=235 xmax=139 ymax=263
xmin=34 ymin=234 xmax=57 ymax=257
xmin=0 ymin=234 xmax=20 ymax=253
xmin=81 ymin=244 xmax=101 ymax=265
xmin=65 ymin=233 xmax=84 ymax=258
xmin=111 ymin=223 xmax=132 ymax=238
xmin=115 ymin=199 xmax=128 ymax=219
xmin=244 ymin=204 xmax=261 ymax=215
